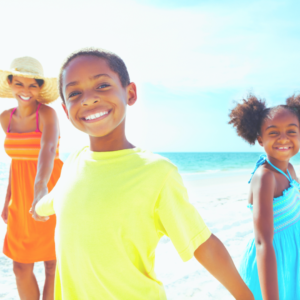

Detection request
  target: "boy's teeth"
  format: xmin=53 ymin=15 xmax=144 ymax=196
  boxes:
xmin=279 ymin=147 xmax=288 ymax=149
xmin=85 ymin=111 xmax=108 ymax=120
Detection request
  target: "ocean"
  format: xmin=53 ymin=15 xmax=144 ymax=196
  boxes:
xmin=1 ymin=152 xmax=300 ymax=192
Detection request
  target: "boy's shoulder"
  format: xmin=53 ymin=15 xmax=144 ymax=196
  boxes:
xmin=135 ymin=149 xmax=177 ymax=172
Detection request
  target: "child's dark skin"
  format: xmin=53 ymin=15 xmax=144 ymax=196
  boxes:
xmin=36 ymin=55 xmax=253 ymax=300
xmin=249 ymin=109 xmax=300 ymax=300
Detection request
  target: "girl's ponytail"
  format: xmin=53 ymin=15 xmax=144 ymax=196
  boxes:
xmin=286 ymin=95 xmax=300 ymax=119
xmin=229 ymin=95 xmax=267 ymax=145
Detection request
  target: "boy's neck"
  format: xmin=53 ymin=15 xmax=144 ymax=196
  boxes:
xmin=89 ymin=125 xmax=134 ymax=152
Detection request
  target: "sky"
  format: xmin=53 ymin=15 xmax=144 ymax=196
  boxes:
xmin=0 ymin=0 xmax=299 ymax=154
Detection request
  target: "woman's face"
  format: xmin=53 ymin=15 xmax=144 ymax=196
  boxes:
xmin=8 ymin=76 xmax=41 ymax=106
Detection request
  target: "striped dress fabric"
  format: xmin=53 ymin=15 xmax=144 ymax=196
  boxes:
xmin=239 ymin=154 xmax=300 ymax=299
xmin=4 ymin=131 xmax=60 ymax=160
xmin=248 ymin=180 xmax=300 ymax=233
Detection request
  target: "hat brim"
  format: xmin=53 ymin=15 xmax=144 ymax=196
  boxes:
xmin=0 ymin=70 xmax=59 ymax=104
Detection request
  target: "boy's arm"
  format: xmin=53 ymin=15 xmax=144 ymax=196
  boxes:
xmin=252 ymin=170 xmax=279 ymax=300
xmin=194 ymin=234 xmax=254 ymax=300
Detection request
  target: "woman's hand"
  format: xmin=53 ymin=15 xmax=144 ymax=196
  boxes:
xmin=1 ymin=203 xmax=9 ymax=224
xmin=30 ymin=184 xmax=49 ymax=222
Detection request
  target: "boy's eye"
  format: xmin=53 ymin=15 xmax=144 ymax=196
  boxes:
xmin=97 ymin=83 xmax=110 ymax=89
xmin=269 ymin=132 xmax=278 ymax=135
xmin=69 ymin=91 xmax=81 ymax=98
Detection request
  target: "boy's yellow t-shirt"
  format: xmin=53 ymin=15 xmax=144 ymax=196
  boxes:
xmin=36 ymin=147 xmax=211 ymax=300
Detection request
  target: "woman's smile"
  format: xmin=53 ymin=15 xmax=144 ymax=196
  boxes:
xmin=18 ymin=95 xmax=32 ymax=102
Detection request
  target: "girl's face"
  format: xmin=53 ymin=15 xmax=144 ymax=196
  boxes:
xmin=258 ymin=108 xmax=300 ymax=162
xmin=61 ymin=55 xmax=136 ymax=138
xmin=8 ymin=76 xmax=41 ymax=106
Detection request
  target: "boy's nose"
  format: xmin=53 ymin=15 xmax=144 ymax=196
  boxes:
xmin=81 ymin=92 xmax=99 ymax=106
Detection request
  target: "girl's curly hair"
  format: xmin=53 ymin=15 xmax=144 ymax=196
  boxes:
xmin=229 ymin=94 xmax=300 ymax=145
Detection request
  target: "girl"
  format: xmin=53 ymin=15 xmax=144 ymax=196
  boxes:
xmin=229 ymin=95 xmax=300 ymax=300
xmin=0 ymin=56 xmax=63 ymax=300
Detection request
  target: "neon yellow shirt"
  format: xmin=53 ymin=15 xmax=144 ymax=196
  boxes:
xmin=36 ymin=147 xmax=211 ymax=300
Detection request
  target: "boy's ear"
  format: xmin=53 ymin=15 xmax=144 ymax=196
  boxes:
xmin=257 ymin=136 xmax=263 ymax=146
xmin=61 ymin=103 xmax=69 ymax=119
xmin=127 ymin=82 xmax=137 ymax=106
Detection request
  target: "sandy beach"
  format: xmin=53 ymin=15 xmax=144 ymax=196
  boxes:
xmin=0 ymin=170 xmax=253 ymax=300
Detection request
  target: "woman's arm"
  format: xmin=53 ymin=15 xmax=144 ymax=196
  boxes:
xmin=31 ymin=106 xmax=59 ymax=222
xmin=0 ymin=110 xmax=12 ymax=223
xmin=252 ymin=170 xmax=279 ymax=300
xmin=1 ymin=163 xmax=12 ymax=224
xmin=194 ymin=234 xmax=254 ymax=300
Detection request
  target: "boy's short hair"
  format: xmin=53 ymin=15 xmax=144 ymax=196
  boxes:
xmin=59 ymin=48 xmax=130 ymax=103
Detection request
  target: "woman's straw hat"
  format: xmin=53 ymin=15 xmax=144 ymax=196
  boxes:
xmin=0 ymin=56 xmax=59 ymax=104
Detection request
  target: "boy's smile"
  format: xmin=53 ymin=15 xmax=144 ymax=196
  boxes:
xmin=82 ymin=109 xmax=111 ymax=122
xmin=61 ymin=55 xmax=137 ymax=151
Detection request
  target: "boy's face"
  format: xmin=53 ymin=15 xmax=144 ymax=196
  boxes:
xmin=61 ymin=56 xmax=136 ymax=138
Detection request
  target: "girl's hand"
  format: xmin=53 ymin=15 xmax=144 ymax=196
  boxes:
xmin=30 ymin=184 xmax=49 ymax=222
xmin=1 ymin=204 xmax=9 ymax=224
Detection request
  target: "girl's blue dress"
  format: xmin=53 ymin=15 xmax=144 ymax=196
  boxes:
xmin=239 ymin=155 xmax=300 ymax=299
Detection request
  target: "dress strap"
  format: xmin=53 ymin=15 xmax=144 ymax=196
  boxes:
xmin=249 ymin=154 xmax=292 ymax=183
xmin=35 ymin=103 xmax=41 ymax=133
xmin=7 ymin=108 xmax=17 ymax=133
xmin=265 ymin=158 xmax=292 ymax=182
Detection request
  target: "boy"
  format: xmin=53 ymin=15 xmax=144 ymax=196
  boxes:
xmin=33 ymin=48 xmax=253 ymax=300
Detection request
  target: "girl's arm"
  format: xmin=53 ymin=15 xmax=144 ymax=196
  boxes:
xmin=1 ymin=163 xmax=12 ymax=224
xmin=252 ymin=170 xmax=279 ymax=300
xmin=194 ymin=234 xmax=254 ymax=300
xmin=31 ymin=106 xmax=59 ymax=222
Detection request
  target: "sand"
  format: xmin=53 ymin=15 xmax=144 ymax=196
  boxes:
xmin=0 ymin=170 xmax=253 ymax=300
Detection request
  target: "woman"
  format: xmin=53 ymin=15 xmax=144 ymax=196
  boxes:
xmin=0 ymin=56 xmax=63 ymax=300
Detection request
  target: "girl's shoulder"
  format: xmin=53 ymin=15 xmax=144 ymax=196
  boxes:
xmin=287 ymin=162 xmax=298 ymax=182
xmin=251 ymin=164 xmax=276 ymax=188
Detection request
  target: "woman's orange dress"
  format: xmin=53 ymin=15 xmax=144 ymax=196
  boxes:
xmin=3 ymin=105 xmax=63 ymax=263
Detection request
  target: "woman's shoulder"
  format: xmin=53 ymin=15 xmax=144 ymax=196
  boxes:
xmin=38 ymin=104 xmax=57 ymax=118
xmin=0 ymin=108 xmax=15 ymax=132
xmin=38 ymin=104 xmax=59 ymax=128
